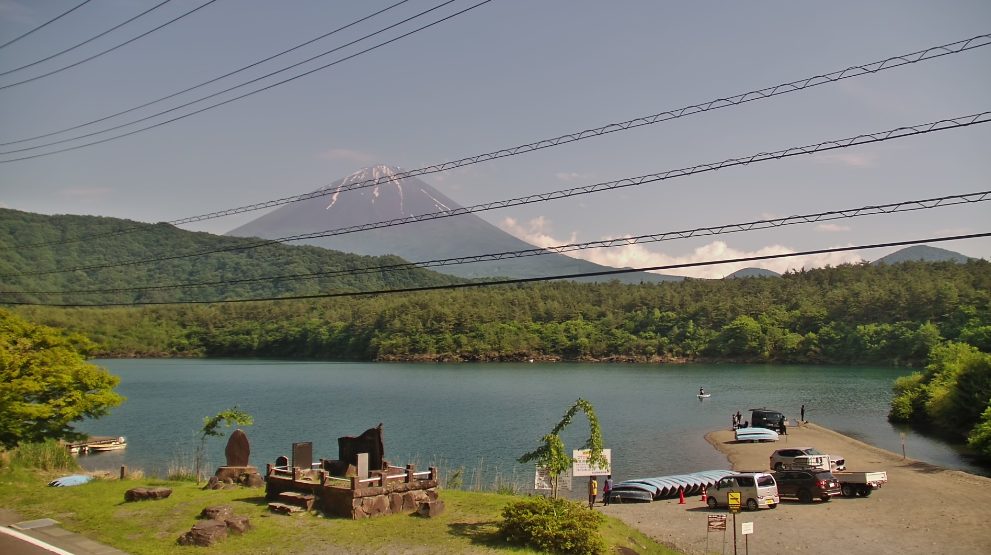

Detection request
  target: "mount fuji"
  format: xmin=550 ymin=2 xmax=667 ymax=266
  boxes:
xmin=227 ymin=166 xmax=681 ymax=282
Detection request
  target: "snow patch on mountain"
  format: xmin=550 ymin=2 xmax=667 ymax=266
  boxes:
xmin=324 ymin=165 xmax=406 ymax=212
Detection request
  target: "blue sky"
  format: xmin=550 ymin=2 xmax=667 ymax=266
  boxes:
xmin=0 ymin=0 xmax=988 ymax=278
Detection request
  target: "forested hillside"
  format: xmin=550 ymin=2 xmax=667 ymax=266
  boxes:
xmin=0 ymin=208 xmax=465 ymax=304
xmin=11 ymin=259 xmax=990 ymax=366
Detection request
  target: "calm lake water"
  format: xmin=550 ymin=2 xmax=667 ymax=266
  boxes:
xmin=76 ymin=360 xmax=990 ymax=484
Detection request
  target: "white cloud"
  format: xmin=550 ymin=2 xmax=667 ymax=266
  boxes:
xmin=498 ymin=216 xmax=865 ymax=278
xmin=555 ymin=171 xmax=591 ymax=182
xmin=319 ymin=148 xmax=376 ymax=163
xmin=811 ymin=152 xmax=876 ymax=168
xmin=816 ymin=223 xmax=851 ymax=233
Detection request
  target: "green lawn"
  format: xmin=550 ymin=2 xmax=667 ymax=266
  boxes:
xmin=0 ymin=469 xmax=678 ymax=554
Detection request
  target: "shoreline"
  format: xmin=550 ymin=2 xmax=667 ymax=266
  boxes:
xmin=602 ymin=421 xmax=991 ymax=555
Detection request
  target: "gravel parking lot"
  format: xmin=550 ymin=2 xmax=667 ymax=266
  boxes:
xmin=600 ymin=422 xmax=991 ymax=555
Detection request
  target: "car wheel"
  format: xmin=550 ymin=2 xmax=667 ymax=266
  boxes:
xmin=773 ymin=462 xmax=784 ymax=471
xmin=797 ymin=489 xmax=813 ymax=504
xmin=707 ymin=496 xmax=718 ymax=509
xmin=857 ymin=486 xmax=872 ymax=497
xmin=746 ymin=498 xmax=758 ymax=511
xmin=768 ymin=502 xmax=778 ymax=509
xmin=821 ymin=495 xmax=831 ymax=502
xmin=841 ymin=484 xmax=855 ymax=497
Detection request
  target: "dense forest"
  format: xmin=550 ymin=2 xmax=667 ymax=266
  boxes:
xmin=10 ymin=259 xmax=990 ymax=367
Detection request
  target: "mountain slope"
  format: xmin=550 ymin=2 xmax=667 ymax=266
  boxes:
xmin=227 ymin=166 xmax=681 ymax=283
xmin=872 ymin=245 xmax=972 ymax=265
xmin=0 ymin=208 xmax=465 ymax=305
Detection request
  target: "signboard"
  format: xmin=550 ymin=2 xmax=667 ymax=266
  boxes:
xmin=707 ymin=514 xmax=727 ymax=531
xmin=741 ymin=522 xmax=754 ymax=535
xmin=572 ymin=449 xmax=612 ymax=477
xmin=727 ymin=491 xmax=741 ymax=513
xmin=534 ymin=466 xmax=572 ymax=491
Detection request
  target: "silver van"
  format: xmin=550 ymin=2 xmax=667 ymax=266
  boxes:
xmin=706 ymin=472 xmax=779 ymax=510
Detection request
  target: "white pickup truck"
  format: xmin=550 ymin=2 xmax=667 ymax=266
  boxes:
xmin=832 ymin=471 xmax=887 ymax=497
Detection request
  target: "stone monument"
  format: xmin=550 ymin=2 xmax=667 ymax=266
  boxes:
xmin=213 ymin=429 xmax=264 ymax=487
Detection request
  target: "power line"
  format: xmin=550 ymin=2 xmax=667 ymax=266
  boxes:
xmin=2 ymin=110 xmax=987 ymax=278
xmin=6 ymin=190 xmax=987 ymax=297
xmin=0 ymin=0 xmax=180 ymax=81
xmin=0 ymin=0 xmax=412 ymax=147
xmin=2 ymin=33 xmax=986 ymax=251
xmin=0 ymin=0 xmax=94 ymax=51
xmin=0 ymin=0 xmax=491 ymax=159
xmin=3 ymin=232 xmax=987 ymax=306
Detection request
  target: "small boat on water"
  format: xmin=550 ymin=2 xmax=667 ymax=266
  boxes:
xmin=67 ymin=436 xmax=127 ymax=454
xmin=697 ymin=393 xmax=711 ymax=399
xmin=734 ymin=427 xmax=779 ymax=443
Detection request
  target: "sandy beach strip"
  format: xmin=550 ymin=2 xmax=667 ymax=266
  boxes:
xmin=600 ymin=421 xmax=991 ymax=555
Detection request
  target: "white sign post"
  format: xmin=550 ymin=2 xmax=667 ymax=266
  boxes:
xmin=533 ymin=466 xmax=572 ymax=492
xmin=571 ymin=449 xmax=612 ymax=476
xmin=741 ymin=521 xmax=753 ymax=555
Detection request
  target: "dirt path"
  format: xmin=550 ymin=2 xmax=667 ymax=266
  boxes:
xmin=600 ymin=422 xmax=991 ymax=555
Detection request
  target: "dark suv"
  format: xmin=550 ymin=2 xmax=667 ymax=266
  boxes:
xmin=772 ymin=470 xmax=841 ymax=503
xmin=751 ymin=409 xmax=786 ymax=433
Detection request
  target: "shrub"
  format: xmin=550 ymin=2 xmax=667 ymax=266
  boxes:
xmin=8 ymin=440 xmax=79 ymax=471
xmin=499 ymin=495 xmax=604 ymax=555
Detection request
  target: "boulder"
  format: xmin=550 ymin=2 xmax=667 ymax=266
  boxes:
xmin=124 ymin=487 xmax=172 ymax=502
xmin=417 ymin=499 xmax=445 ymax=518
xmin=177 ymin=519 xmax=228 ymax=547
xmin=200 ymin=505 xmax=234 ymax=521
xmin=224 ymin=516 xmax=251 ymax=534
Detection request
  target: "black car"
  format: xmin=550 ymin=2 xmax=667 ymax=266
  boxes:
xmin=751 ymin=409 xmax=786 ymax=433
xmin=772 ymin=470 xmax=841 ymax=503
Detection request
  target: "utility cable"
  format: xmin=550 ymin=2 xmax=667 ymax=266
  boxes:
xmin=2 ymin=110 xmax=987 ymax=278
xmin=2 ymin=233 xmax=987 ymax=306
xmin=0 ymin=0 xmax=179 ymax=81
xmin=0 ymin=0 xmax=491 ymax=158
xmin=0 ymin=0 xmax=411 ymax=147
xmin=5 ymin=190 xmax=987 ymax=297
xmin=2 ymin=32 xmax=986 ymax=250
xmin=0 ymin=0 xmax=94 ymax=51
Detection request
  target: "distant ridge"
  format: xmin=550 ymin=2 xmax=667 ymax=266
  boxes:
xmin=227 ymin=165 xmax=683 ymax=283
xmin=872 ymin=245 xmax=971 ymax=265
xmin=725 ymin=267 xmax=781 ymax=279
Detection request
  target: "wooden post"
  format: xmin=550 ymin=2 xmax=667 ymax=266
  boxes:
xmin=266 ymin=463 xmax=272 ymax=477
xmin=429 ymin=466 xmax=438 ymax=481
xmin=119 ymin=465 xmax=126 ymax=480
xmin=406 ymin=464 xmax=415 ymax=483
xmin=350 ymin=476 xmax=360 ymax=490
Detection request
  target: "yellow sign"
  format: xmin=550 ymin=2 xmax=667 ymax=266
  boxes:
xmin=727 ymin=491 xmax=741 ymax=513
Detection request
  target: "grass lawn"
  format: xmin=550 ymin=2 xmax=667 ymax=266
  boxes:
xmin=0 ymin=468 xmax=679 ymax=554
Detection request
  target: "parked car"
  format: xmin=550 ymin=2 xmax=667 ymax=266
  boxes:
xmin=706 ymin=472 xmax=779 ymax=511
xmin=751 ymin=409 xmax=786 ymax=433
xmin=770 ymin=447 xmax=846 ymax=471
xmin=772 ymin=470 xmax=841 ymax=503
xmin=833 ymin=470 xmax=888 ymax=497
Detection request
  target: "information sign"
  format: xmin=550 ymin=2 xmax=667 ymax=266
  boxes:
xmin=533 ymin=466 xmax=572 ymax=491
xmin=572 ymin=449 xmax=612 ymax=476
xmin=741 ymin=522 xmax=754 ymax=535
xmin=727 ymin=491 xmax=741 ymax=513
xmin=707 ymin=514 xmax=727 ymax=531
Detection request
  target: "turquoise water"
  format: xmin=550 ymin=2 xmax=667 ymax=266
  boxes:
xmin=76 ymin=360 xmax=989 ymax=482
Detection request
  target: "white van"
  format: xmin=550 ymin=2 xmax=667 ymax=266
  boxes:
xmin=706 ymin=472 xmax=779 ymax=510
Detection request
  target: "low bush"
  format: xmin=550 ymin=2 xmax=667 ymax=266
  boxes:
xmin=499 ymin=495 xmax=604 ymax=555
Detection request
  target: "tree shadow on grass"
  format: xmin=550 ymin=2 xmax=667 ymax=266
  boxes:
xmin=447 ymin=520 xmax=507 ymax=548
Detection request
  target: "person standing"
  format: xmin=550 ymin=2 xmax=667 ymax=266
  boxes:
xmin=588 ymin=476 xmax=598 ymax=508
xmin=801 ymin=404 xmax=806 ymax=423
xmin=603 ymin=475 xmax=613 ymax=506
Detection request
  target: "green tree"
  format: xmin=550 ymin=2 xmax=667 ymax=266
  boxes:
xmin=0 ymin=310 xmax=124 ymax=449
xmin=518 ymin=398 xmax=605 ymax=498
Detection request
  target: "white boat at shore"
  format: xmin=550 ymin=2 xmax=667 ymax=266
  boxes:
xmin=67 ymin=436 xmax=127 ymax=454
xmin=734 ymin=427 xmax=779 ymax=443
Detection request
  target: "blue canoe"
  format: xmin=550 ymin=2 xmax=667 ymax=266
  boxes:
xmin=609 ymin=469 xmax=734 ymax=501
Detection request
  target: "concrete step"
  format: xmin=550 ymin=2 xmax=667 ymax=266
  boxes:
xmin=277 ymin=491 xmax=315 ymax=511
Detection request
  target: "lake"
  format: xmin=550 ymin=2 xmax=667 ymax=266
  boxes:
xmin=76 ymin=360 xmax=989 ymax=485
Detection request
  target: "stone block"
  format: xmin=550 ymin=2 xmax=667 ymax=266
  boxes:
xmin=124 ymin=487 xmax=172 ymax=502
xmin=224 ymin=516 xmax=251 ymax=534
xmin=417 ymin=499 xmax=445 ymax=518
xmin=200 ymin=505 xmax=233 ymax=521
xmin=177 ymin=519 xmax=228 ymax=546
xmin=225 ymin=429 xmax=250 ymax=467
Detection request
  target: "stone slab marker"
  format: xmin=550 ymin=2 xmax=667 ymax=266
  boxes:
xmin=357 ymin=453 xmax=369 ymax=479
xmin=225 ymin=429 xmax=250 ymax=467
xmin=292 ymin=442 xmax=313 ymax=470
